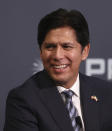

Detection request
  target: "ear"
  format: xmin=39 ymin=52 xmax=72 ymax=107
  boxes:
xmin=81 ymin=44 xmax=90 ymax=61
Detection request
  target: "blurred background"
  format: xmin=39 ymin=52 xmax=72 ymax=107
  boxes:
xmin=1 ymin=0 xmax=112 ymax=130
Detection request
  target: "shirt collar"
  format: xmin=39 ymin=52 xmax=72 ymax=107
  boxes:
xmin=57 ymin=74 xmax=80 ymax=97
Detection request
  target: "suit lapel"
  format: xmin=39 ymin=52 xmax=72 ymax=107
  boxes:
xmin=79 ymin=73 xmax=100 ymax=131
xmin=37 ymin=70 xmax=74 ymax=131
xmin=35 ymin=71 xmax=101 ymax=131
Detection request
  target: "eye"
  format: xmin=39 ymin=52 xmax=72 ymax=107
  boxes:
xmin=62 ymin=43 xmax=73 ymax=50
xmin=44 ymin=43 xmax=56 ymax=51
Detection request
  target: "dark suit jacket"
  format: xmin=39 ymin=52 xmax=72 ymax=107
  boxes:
xmin=4 ymin=70 xmax=112 ymax=131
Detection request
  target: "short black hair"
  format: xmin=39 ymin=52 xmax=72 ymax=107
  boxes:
xmin=37 ymin=8 xmax=89 ymax=48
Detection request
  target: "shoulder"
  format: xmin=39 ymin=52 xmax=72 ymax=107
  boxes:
xmin=7 ymin=71 xmax=44 ymax=103
xmin=79 ymin=73 xmax=112 ymax=90
xmin=79 ymin=73 xmax=112 ymax=103
xmin=7 ymin=70 xmax=54 ymax=103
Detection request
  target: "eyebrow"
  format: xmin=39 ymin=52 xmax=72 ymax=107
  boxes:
xmin=44 ymin=42 xmax=74 ymax=45
xmin=61 ymin=42 xmax=74 ymax=45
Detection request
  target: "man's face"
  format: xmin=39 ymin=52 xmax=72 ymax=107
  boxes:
xmin=40 ymin=26 xmax=90 ymax=88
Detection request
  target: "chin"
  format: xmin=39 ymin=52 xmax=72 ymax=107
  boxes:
xmin=51 ymin=76 xmax=67 ymax=85
xmin=47 ymin=70 xmax=69 ymax=84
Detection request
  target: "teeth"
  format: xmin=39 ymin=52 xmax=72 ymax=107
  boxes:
xmin=53 ymin=65 xmax=67 ymax=69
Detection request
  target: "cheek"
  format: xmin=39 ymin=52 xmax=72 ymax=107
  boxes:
xmin=69 ymin=52 xmax=82 ymax=61
xmin=41 ymin=52 xmax=51 ymax=64
xmin=69 ymin=53 xmax=82 ymax=69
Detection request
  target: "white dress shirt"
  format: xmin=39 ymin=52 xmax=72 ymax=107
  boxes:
xmin=57 ymin=74 xmax=85 ymax=131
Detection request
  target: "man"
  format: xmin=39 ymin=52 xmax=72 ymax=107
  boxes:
xmin=4 ymin=8 xmax=112 ymax=131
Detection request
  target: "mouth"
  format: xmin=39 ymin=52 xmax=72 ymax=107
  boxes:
xmin=53 ymin=64 xmax=68 ymax=69
xmin=51 ymin=64 xmax=69 ymax=73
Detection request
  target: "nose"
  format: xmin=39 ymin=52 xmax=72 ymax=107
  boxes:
xmin=53 ymin=46 xmax=64 ymax=61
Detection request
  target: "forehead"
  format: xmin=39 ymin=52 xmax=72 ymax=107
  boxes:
xmin=44 ymin=26 xmax=77 ymax=43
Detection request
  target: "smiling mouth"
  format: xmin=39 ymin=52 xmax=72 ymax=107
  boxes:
xmin=52 ymin=64 xmax=68 ymax=69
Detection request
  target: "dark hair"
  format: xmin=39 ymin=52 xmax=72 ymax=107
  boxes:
xmin=37 ymin=8 xmax=89 ymax=48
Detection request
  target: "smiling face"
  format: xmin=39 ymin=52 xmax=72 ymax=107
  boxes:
xmin=40 ymin=26 xmax=90 ymax=88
